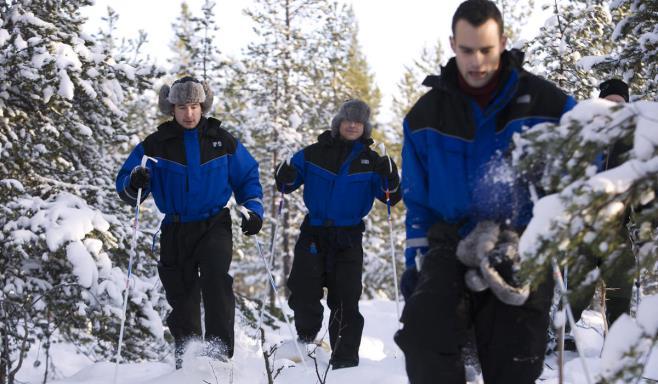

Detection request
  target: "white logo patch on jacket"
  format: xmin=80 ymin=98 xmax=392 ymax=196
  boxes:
xmin=516 ymin=94 xmax=531 ymax=104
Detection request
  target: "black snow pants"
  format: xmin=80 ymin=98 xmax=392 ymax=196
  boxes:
xmin=158 ymin=208 xmax=235 ymax=359
xmin=287 ymin=218 xmax=365 ymax=364
xmin=568 ymin=247 xmax=635 ymax=328
xmin=394 ymin=222 xmax=554 ymax=384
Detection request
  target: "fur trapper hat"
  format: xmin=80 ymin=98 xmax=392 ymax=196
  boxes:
xmin=158 ymin=76 xmax=214 ymax=115
xmin=331 ymin=99 xmax=372 ymax=139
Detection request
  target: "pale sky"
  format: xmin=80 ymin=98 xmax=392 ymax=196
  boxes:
xmin=82 ymin=0 xmax=549 ymax=123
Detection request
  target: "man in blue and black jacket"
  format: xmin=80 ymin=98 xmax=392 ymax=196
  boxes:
xmin=116 ymin=76 xmax=264 ymax=368
xmin=393 ymin=1 xmax=577 ymax=383
xmin=274 ymin=99 xmax=401 ymax=370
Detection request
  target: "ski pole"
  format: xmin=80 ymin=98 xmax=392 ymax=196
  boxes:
xmin=379 ymin=144 xmax=401 ymax=326
xmin=237 ymin=207 xmax=308 ymax=368
xmin=627 ymin=206 xmax=642 ymax=317
xmin=256 ymin=238 xmax=308 ymax=368
xmin=113 ymin=155 xmax=157 ymax=384
xmin=254 ymin=191 xmax=285 ymax=335
xmin=551 ymin=258 xmax=593 ymax=384
xmin=558 ymin=265 xmax=567 ymax=384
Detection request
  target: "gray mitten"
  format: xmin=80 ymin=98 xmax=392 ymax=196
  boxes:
xmin=456 ymin=221 xmax=499 ymax=267
xmin=479 ymin=229 xmax=530 ymax=306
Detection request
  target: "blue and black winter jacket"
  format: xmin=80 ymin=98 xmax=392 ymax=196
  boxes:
xmin=402 ymin=50 xmax=577 ymax=267
xmin=116 ymin=117 xmax=264 ymax=223
xmin=276 ymin=131 xmax=401 ymax=227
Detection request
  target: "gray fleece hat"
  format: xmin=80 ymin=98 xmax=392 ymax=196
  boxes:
xmin=331 ymin=99 xmax=372 ymax=139
xmin=158 ymin=76 xmax=214 ymax=115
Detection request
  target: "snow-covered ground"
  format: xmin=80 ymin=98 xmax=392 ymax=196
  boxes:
xmin=16 ymin=300 xmax=406 ymax=384
xmin=15 ymin=300 xmax=658 ymax=383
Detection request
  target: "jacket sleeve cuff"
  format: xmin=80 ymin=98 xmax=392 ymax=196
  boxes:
xmin=405 ymin=237 xmax=429 ymax=268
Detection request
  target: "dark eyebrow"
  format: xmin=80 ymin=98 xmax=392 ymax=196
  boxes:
xmin=458 ymin=44 xmax=495 ymax=51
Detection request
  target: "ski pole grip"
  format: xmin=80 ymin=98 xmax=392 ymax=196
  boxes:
xmin=378 ymin=142 xmax=393 ymax=173
xmin=238 ymin=205 xmax=250 ymax=219
xmin=140 ymin=155 xmax=158 ymax=168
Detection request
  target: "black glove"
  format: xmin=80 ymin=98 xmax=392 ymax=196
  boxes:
xmin=276 ymin=162 xmax=297 ymax=185
xmin=241 ymin=210 xmax=262 ymax=236
xmin=400 ymin=266 xmax=419 ymax=301
xmin=130 ymin=166 xmax=150 ymax=190
xmin=375 ymin=156 xmax=399 ymax=188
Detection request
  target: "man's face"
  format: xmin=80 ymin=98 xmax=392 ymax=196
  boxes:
xmin=603 ymin=94 xmax=626 ymax=104
xmin=339 ymin=120 xmax=364 ymax=141
xmin=174 ymin=103 xmax=202 ymax=129
xmin=450 ymin=18 xmax=506 ymax=88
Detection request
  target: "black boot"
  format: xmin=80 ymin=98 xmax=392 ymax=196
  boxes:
xmin=330 ymin=357 xmax=359 ymax=370
xmin=297 ymin=332 xmax=317 ymax=344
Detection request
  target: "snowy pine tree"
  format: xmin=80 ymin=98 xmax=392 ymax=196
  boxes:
xmin=219 ymin=0 xmax=327 ymax=308
xmin=512 ymin=99 xmax=658 ymax=381
xmin=494 ymin=0 xmax=535 ymax=47
xmin=306 ymin=2 xmax=365 ymax=129
xmin=0 ymin=1 xmax=166 ymax=382
xmin=391 ymin=40 xmax=444 ymax=124
xmin=218 ymin=0 xmax=389 ymax=304
xmin=168 ymin=2 xmax=198 ymax=79
xmin=169 ymin=0 xmax=225 ymax=90
xmin=591 ymin=0 xmax=658 ymax=101
xmin=526 ymin=0 xmax=614 ymax=99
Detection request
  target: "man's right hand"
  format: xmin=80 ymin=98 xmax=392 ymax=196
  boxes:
xmin=276 ymin=162 xmax=297 ymax=184
xmin=130 ymin=166 xmax=150 ymax=190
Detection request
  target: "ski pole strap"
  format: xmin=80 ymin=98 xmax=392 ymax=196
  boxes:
xmin=151 ymin=228 xmax=161 ymax=253
xmin=384 ymin=178 xmax=391 ymax=216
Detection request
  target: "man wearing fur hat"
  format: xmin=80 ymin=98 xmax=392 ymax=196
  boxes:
xmin=394 ymin=1 xmax=577 ymax=383
xmin=116 ymin=76 xmax=264 ymax=368
xmin=274 ymin=99 xmax=401 ymax=369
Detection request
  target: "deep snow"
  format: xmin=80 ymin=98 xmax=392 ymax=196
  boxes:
xmin=15 ymin=300 xmax=658 ymax=384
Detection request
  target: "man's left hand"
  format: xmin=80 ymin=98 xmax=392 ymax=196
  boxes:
xmin=375 ymin=155 xmax=398 ymax=187
xmin=241 ymin=210 xmax=263 ymax=236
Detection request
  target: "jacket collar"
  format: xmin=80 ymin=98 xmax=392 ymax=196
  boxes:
xmin=156 ymin=117 xmax=222 ymax=140
xmin=317 ymin=130 xmax=374 ymax=147
xmin=423 ymin=49 xmax=525 ymax=96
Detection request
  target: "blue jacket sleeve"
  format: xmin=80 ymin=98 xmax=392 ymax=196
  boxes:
xmin=229 ymin=141 xmax=264 ymax=218
xmin=276 ymin=150 xmax=305 ymax=193
xmin=115 ymin=143 xmax=151 ymax=206
xmin=562 ymin=95 xmax=577 ymax=115
xmin=402 ymin=119 xmax=437 ymax=268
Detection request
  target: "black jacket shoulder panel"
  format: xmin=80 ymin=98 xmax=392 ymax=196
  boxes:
xmin=405 ymin=87 xmax=475 ymax=141
xmin=142 ymin=121 xmax=186 ymax=165
xmin=303 ymin=131 xmax=374 ymax=175
xmin=203 ymin=118 xmax=238 ymax=151
xmin=199 ymin=118 xmax=238 ymax=164
xmin=495 ymin=72 xmax=569 ymax=132
xmin=304 ymin=137 xmax=341 ymax=174
xmin=348 ymin=146 xmax=379 ymax=175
